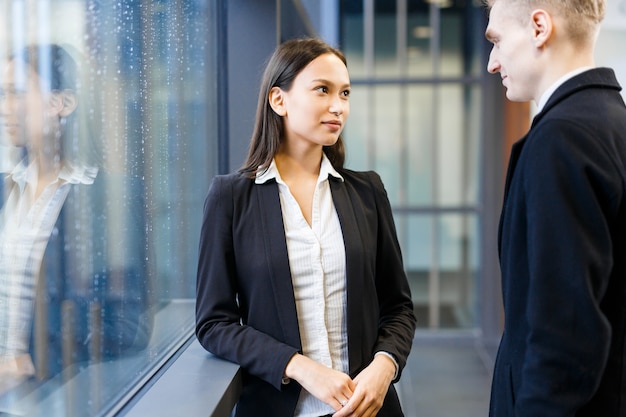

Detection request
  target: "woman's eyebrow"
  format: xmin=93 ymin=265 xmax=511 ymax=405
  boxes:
xmin=311 ymin=78 xmax=351 ymax=89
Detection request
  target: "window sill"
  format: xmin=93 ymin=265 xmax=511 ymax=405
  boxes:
xmin=121 ymin=338 xmax=242 ymax=417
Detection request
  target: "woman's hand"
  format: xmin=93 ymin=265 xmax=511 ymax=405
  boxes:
xmin=0 ymin=354 xmax=35 ymax=395
xmin=332 ymin=354 xmax=396 ymax=417
xmin=284 ymin=353 xmax=356 ymax=412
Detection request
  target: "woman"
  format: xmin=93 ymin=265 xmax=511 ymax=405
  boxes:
xmin=0 ymin=44 xmax=153 ymax=395
xmin=196 ymin=38 xmax=416 ymax=417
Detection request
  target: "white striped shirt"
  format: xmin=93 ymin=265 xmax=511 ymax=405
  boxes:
xmin=256 ymin=155 xmax=348 ymax=417
xmin=0 ymin=159 xmax=97 ymax=362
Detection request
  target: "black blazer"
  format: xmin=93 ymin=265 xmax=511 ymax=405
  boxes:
xmin=490 ymin=68 xmax=626 ymax=416
xmin=196 ymin=168 xmax=416 ymax=417
xmin=25 ymin=171 xmax=154 ymax=381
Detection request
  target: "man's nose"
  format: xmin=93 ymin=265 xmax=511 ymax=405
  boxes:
xmin=487 ymin=49 xmax=499 ymax=74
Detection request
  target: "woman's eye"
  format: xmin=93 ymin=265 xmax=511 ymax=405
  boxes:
xmin=316 ymin=86 xmax=328 ymax=93
xmin=342 ymin=90 xmax=350 ymax=98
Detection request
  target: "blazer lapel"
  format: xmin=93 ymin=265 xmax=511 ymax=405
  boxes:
xmin=498 ymin=136 xmax=527 ymax=255
xmin=256 ymin=181 xmax=301 ymax=349
xmin=329 ymin=178 xmax=365 ymax=373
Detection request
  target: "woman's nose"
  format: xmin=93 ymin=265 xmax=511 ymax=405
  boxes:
xmin=329 ymin=98 xmax=345 ymax=116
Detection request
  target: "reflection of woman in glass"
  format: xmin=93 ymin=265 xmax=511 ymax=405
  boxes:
xmin=196 ymin=38 xmax=416 ymax=417
xmin=0 ymin=44 xmax=153 ymax=395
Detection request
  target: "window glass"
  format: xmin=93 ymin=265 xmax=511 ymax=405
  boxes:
xmin=340 ymin=1 xmax=365 ymax=78
xmin=373 ymin=0 xmax=398 ymax=78
xmin=597 ymin=5 xmax=626 ymax=100
xmin=340 ymin=0 xmax=483 ymax=329
xmin=0 ymin=1 xmax=215 ymax=415
xmin=437 ymin=84 xmax=480 ymax=207
xmin=406 ymin=1 xmax=433 ymax=78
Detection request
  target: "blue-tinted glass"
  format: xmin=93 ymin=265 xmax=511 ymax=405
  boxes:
xmin=0 ymin=1 xmax=215 ymax=415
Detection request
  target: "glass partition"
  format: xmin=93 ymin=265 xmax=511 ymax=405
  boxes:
xmin=596 ymin=2 xmax=626 ymax=100
xmin=340 ymin=0 xmax=484 ymax=329
xmin=0 ymin=1 xmax=216 ymax=415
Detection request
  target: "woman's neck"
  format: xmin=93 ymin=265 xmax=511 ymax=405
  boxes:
xmin=36 ymin=155 xmax=61 ymax=180
xmin=274 ymin=145 xmax=323 ymax=181
xmin=26 ymin=151 xmax=63 ymax=200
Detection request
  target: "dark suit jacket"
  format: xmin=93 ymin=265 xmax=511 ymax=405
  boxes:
xmin=196 ymin=168 xmax=416 ymax=417
xmin=0 ymin=169 xmax=154 ymax=384
xmin=490 ymin=68 xmax=626 ymax=416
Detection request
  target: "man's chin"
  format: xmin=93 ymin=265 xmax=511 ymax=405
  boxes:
xmin=505 ymin=90 xmax=528 ymax=103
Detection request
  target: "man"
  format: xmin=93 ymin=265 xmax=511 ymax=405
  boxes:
xmin=484 ymin=0 xmax=626 ymax=415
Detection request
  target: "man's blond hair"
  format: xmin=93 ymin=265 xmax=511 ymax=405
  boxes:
xmin=484 ymin=0 xmax=605 ymax=44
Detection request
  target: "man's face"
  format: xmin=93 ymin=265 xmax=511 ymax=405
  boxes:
xmin=485 ymin=1 xmax=539 ymax=102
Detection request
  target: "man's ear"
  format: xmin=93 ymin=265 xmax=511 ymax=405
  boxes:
xmin=531 ymin=9 xmax=553 ymax=48
xmin=268 ymin=86 xmax=286 ymax=116
xmin=49 ymin=89 xmax=78 ymax=117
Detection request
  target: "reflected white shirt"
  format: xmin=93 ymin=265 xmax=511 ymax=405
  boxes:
xmin=0 ymin=159 xmax=97 ymax=361
xmin=256 ymin=155 xmax=348 ymax=417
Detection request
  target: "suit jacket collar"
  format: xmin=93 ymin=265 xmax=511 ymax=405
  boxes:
xmin=329 ymin=176 xmax=364 ymax=369
xmin=532 ymin=67 xmax=622 ymax=128
xmin=255 ymin=179 xmax=302 ymax=349
xmin=498 ymin=68 xmax=623 ymax=255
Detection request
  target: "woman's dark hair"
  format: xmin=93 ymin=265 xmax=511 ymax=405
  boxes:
xmin=240 ymin=38 xmax=347 ymax=177
xmin=14 ymin=44 xmax=77 ymax=91
xmin=12 ymin=44 xmax=101 ymax=167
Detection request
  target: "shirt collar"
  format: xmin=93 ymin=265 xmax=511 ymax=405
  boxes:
xmin=8 ymin=158 xmax=98 ymax=191
xmin=255 ymin=153 xmax=344 ymax=185
xmin=536 ymin=66 xmax=594 ymax=113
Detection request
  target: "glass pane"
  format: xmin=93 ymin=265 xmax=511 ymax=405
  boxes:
xmin=439 ymin=5 xmax=464 ymax=77
xmin=406 ymin=0 xmax=433 ymax=78
xmin=597 ymin=10 xmax=626 ymax=101
xmin=373 ymin=86 xmax=402 ymax=204
xmin=340 ymin=85 xmax=406 ymax=204
xmin=437 ymin=214 xmax=479 ymax=329
xmin=0 ymin=1 xmax=215 ymax=415
xmin=399 ymin=213 xmax=479 ymax=329
xmin=407 ymin=85 xmax=435 ymax=206
xmin=340 ymin=0 xmax=365 ymax=78
xmin=397 ymin=214 xmax=432 ymax=328
xmin=374 ymin=0 xmax=398 ymax=78
xmin=340 ymin=0 xmax=484 ymax=331
xmin=437 ymin=84 xmax=481 ymax=207
xmin=342 ymin=86 xmax=369 ymax=170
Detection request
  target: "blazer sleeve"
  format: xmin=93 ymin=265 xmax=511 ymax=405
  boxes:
xmin=195 ymin=175 xmax=299 ymax=390
xmin=368 ymin=171 xmax=417 ymax=382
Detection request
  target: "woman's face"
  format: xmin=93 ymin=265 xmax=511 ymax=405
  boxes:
xmin=275 ymin=53 xmax=351 ymax=152
xmin=0 ymin=59 xmax=57 ymax=152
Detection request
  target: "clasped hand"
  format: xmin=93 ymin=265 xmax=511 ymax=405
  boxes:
xmin=284 ymin=353 xmax=396 ymax=417
xmin=0 ymin=354 xmax=35 ymax=395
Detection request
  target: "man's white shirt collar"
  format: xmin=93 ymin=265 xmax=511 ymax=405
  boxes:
xmin=536 ymin=66 xmax=594 ymax=113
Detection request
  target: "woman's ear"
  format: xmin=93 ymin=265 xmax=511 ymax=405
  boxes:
xmin=59 ymin=89 xmax=77 ymax=117
xmin=268 ymin=86 xmax=286 ymax=116
xmin=48 ymin=89 xmax=78 ymax=117
xmin=531 ymin=9 xmax=553 ymax=48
